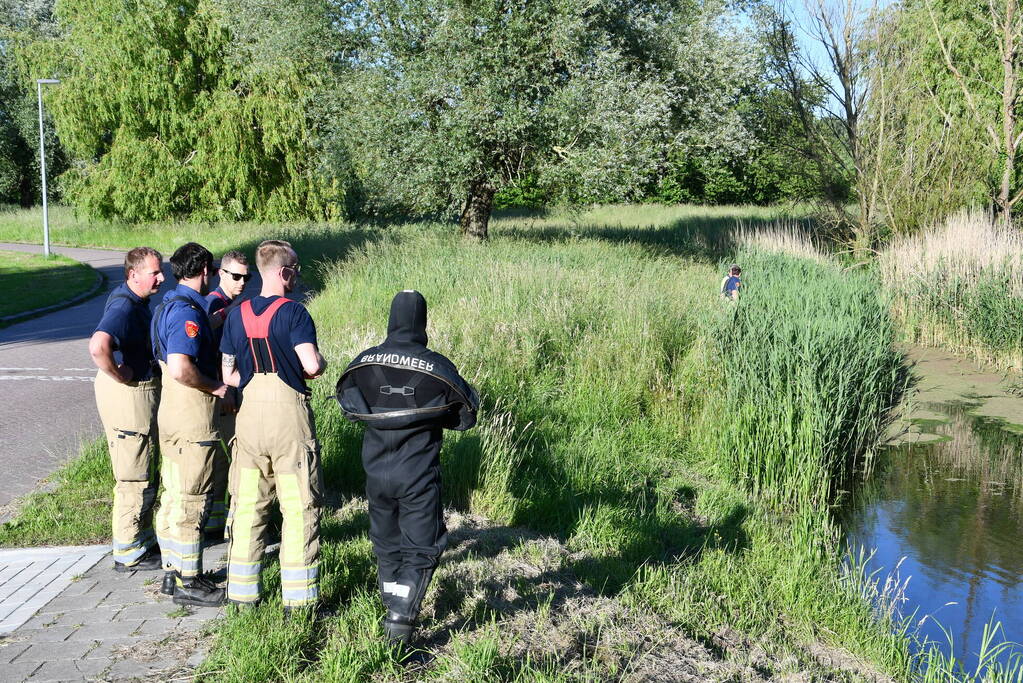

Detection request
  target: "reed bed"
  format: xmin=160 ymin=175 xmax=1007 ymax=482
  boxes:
xmin=880 ymin=211 xmax=1023 ymax=370
xmin=733 ymin=220 xmax=829 ymax=263
xmin=706 ymin=248 xmax=909 ymax=511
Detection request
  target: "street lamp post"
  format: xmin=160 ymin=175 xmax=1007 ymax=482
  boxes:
xmin=36 ymin=78 xmax=60 ymax=258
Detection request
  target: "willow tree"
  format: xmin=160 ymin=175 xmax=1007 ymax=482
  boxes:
xmin=334 ymin=0 xmax=687 ymax=238
xmin=17 ymin=0 xmax=341 ymax=222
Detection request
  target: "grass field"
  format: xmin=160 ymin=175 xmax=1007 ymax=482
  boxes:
xmin=0 ymin=203 xmax=993 ymax=680
xmin=0 ymin=249 xmax=97 ymax=319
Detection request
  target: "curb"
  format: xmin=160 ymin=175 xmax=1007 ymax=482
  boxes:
xmin=0 ymin=265 xmax=108 ymax=327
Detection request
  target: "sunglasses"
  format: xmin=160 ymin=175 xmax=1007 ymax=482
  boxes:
xmin=221 ymin=269 xmax=252 ymax=283
xmin=283 ymin=263 xmax=302 ymax=275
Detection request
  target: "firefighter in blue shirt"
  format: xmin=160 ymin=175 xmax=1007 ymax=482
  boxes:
xmin=204 ymin=250 xmax=251 ymax=539
xmin=221 ymin=240 xmax=326 ymax=613
xmin=151 ymin=242 xmax=230 ymax=607
xmin=89 ymin=247 xmax=165 ymax=572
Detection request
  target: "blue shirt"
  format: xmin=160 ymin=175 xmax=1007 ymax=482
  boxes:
xmin=205 ymin=286 xmax=233 ymax=349
xmin=722 ymin=275 xmax=741 ymax=295
xmin=205 ymin=287 xmax=230 ymax=321
xmin=151 ymin=284 xmax=219 ymax=379
xmin=94 ymin=283 xmax=156 ymax=381
xmin=220 ymin=296 xmax=317 ymax=396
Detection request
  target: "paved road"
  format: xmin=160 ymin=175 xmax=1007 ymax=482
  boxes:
xmin=0 ymin=243 xmax=277 ymax=509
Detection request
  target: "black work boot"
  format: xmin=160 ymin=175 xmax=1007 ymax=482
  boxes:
xmin=383 ymin=611 xmax=414 ymax=646
xmin=114 ymin=546 xmax=162 ymax=573
xmin=160 ymin=571 xmax=176 ymax=595
xmin=172 ymin=574 xmax=226 ymax=607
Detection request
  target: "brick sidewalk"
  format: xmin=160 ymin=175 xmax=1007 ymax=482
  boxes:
xmin=0 ymin=543 xmax=226 ymax=682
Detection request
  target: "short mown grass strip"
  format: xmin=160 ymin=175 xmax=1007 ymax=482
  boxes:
xmin=0 ymin=249 xmax=98 ymax=320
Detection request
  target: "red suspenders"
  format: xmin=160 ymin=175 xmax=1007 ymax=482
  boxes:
xmin=240 ymin=298 xmax=291 ymax=374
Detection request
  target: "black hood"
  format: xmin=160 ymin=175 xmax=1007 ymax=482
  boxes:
xmin=386 ymin=290 xmax=428 ymax=347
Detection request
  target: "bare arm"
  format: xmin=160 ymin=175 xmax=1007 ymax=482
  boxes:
xmin=89 ymin=331 xmax=132 ymax=383
xmin=295 ymin=342 xmax=326 ymax=379
xmin=222 ymin=353 xmax=241 ymax=388
xmin=168 ymin=353 xmax=228 ymax=397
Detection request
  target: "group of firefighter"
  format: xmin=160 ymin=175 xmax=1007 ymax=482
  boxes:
xmin=89 ymin=239 xmax=478 ymax=645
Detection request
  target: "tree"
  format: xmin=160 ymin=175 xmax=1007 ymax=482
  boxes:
xmin=0 ymin=0 xmax=64 ymax=206
xmin=856 ymin=0 xmax=1005 ymax=232
xmin=15 ymin=0 xmax=342 ymax=222
xmin=762 ymin=0 xmax=874 ymax=245
xmin=926 ymin=0 xmax=1023 ymax=218
xmin=334 ymin=0 xmax=699 ymax=239
xmin=856 ymin=2 xmax=987 ymax=233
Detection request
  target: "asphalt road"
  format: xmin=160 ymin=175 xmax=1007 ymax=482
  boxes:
xmin=0 ymin=243 xmax=277 ymax=509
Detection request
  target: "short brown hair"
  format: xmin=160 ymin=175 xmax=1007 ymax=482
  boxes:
xmin=220 ymin=250 xmax=248 ymax=269
xmin=256 ymin=240 xmax=295 ymax=273
xmin=124 ymin=246 xmax=162 ymax=279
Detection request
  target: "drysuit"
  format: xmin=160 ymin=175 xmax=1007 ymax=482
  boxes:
xmin=336 ymin=290 xmax=478 ymax=642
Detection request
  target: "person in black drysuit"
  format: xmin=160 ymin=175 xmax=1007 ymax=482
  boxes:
xmin=336 ymin=290 xmax=479 ymax=645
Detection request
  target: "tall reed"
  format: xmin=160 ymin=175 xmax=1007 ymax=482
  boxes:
xmin=880 ymin=210 xmax=1023 ymax=370
xmin=706 ymin=248 xmax=909 ymax=511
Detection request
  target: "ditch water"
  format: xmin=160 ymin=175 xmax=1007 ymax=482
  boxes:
xmin=843 ymin=347 xmax=1023 ymax=672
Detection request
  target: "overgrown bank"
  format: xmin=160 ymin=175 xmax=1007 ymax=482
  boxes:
xmin=200 ymin=220 xmax=912 ymax=679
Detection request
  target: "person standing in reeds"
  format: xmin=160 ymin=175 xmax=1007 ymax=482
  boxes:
xmin=721 ymin=264 xmax=742 ymax=301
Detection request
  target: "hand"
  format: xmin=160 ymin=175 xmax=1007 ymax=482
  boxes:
xmin=116 ymin=363 xmax=134 ymax=384
xmin=220 ymin=387 xmax=238 ymax=414
xmin=211 ymin=383 xmax=229 ymax=399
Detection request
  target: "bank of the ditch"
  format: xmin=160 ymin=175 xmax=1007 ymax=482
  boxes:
xmin=195 ymin=224 xmax=912 ymax=680
xmin=0 ymin=209 xmax=915 ymax=679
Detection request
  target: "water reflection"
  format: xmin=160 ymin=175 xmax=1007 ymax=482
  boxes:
xmin=845 ymin=402 xmax=1023 ymax=670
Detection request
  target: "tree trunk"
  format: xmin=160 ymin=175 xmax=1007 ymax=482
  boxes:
xmin=998 ymin=0 xmax=1018 ymax=218
xmin=459 ymin=181 xmax=495 ymax=239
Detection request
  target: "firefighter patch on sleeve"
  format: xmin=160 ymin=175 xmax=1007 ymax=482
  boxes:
xmin=185 ymin=320 xmax=199 ymax=338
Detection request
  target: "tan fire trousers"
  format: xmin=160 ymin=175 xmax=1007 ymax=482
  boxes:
xmin=227 ymin=374 xmax=322 ymax=606
xmin=94 ymin=370 xmax=160 ymax=567
xmin=155 ymin=361 xmax=220 ymax=578
xmin=207 ymin=404 xmax=234 ymax=535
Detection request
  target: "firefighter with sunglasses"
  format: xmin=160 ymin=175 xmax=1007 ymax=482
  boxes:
xmin=203 ymin=250 xmax=252 ymax=540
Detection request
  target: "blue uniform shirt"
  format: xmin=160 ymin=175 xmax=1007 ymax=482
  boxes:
xmin=220 ymin=296 xmax=317 ymax=396
xmin=205 ymin=286 xmax=232 ymax=349
xmin=94 ymin=283 xmax=156 ymax=381
xmin=206 ymin=287 xmax=230 ymax=321
xmin=152 ymin=284 xmax=219 ymax=379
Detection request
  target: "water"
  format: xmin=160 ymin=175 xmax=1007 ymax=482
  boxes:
xmin=844 ymin=401 xmax=1023 ymax=671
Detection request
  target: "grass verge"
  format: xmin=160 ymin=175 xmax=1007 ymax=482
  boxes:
xmin=201 ymin=219 xmax=914 ymax=680
xmin=0 ymin=439 xmax=112 ymax=547
xmin=0 ymin=249 xmax=97 ymax=319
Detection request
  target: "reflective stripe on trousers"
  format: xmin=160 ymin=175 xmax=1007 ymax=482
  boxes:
xmin=155 ymin=362 xmax=220 ymax=578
